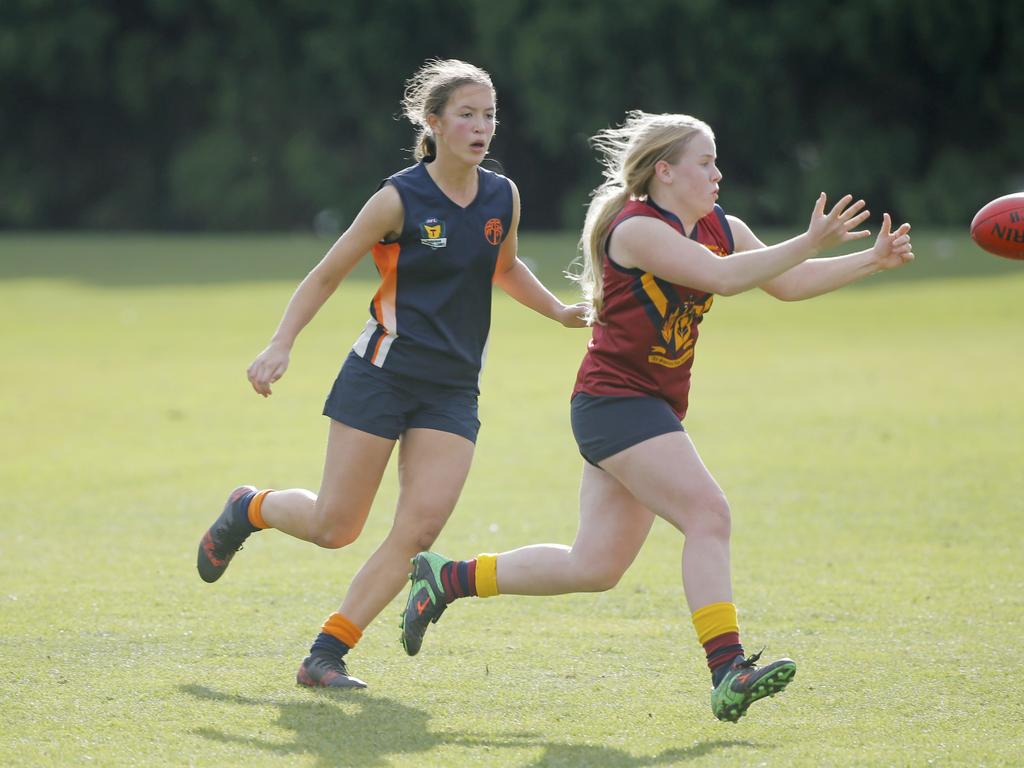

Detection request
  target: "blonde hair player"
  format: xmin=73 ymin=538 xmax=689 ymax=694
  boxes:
xmin=196 ymin=59 xmax=586 ymax=688
xmin=401 ymin=110 xmax=913 ymax=721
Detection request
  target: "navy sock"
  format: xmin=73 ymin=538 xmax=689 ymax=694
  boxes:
xmin=232 ymin=490 xmax=260 ymax=534
xmin=309 ymin=633 xmax=350 ymax=658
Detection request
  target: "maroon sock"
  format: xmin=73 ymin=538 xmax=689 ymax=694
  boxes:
xmin=704 ymin=631 xmax=744 ymax=685
xmin=439 ymin=559 xmax=477 ymax=602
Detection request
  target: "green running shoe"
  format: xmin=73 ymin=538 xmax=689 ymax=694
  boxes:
xmin=710 ymin=650 xmax=796 ymax=722
xmin=400 ymin=551 xmax=450 ymax=656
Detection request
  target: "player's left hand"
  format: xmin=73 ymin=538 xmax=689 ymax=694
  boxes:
xmin=558 ymin=302 xmax=590 ymax=328
xmin=872 ymin=213 xmax=914 ymax=271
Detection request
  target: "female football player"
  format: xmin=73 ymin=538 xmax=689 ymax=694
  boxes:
xmin=401 ymin=110 xmax=914 ymax=721
xmin=196 ymin=59 xmax=586 ymax=688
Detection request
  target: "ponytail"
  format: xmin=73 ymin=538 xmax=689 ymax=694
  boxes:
xmin=570 ymin=185 xmax=631 ymax=324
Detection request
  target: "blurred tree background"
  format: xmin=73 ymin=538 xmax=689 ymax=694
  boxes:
xmin=1 ymin=0 xmax=1020 ymax=231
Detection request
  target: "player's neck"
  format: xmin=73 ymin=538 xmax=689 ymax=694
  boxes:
xmin=426 ymin=155 xmax=480 ymax=205
xmin=647 ymin=191 xmax=700 ymax=234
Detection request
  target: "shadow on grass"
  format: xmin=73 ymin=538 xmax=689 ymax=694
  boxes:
xmin=181 ymin=683 xmax=758 ymax=767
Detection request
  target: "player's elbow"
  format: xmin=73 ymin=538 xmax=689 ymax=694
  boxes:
xmin=711 ymin=272 xmax=748 ymax=297
xmin=760 ymin=283 xmax=801 ymax=302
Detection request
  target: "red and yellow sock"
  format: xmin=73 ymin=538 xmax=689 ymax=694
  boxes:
xmin=439 ymin=553 xmax=499 ymax=601
xmin=692 ymin=601 xmax=744 ymax=681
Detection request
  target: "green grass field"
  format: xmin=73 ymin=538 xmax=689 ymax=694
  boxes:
xmin=1 ymin=230 xmax=1022 ymax=767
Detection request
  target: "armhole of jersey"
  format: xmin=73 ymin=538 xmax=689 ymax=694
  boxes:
xmin=605 ymin=214 xmax=647 ymax=275
xmin=379 ymin=179 xmax=406 ymax=245
xmin=500 ymin=174 xmax=514 ymax=244
xmin=713 ymin=204 xmax=735 ymax=253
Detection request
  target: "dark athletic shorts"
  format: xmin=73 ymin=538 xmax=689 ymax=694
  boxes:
xmin=323 ymin=352 xmax=480 ymax=443
xmin=570 ymin=392 xmax=684 ymax=466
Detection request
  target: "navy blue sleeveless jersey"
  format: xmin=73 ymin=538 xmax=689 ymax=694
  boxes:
xmin=352 ymin=162 xmax=513 ymax=390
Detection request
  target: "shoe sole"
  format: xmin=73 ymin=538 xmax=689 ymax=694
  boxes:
xmin=717 ymin=663 xmax=796 ymax=723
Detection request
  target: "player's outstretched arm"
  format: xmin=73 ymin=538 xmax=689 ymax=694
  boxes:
xmin=615 ymin=193 xmax=871 ymax=296
xmin=747 ymin=212 xmax=914 ymax=301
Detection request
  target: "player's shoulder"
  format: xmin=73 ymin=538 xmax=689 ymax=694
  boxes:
xmin=479 ymin=164 xmax=516 ymax=194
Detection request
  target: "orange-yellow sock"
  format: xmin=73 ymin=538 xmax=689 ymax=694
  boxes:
xmin=310 ymin=611 xmax=363 ymax=657
xmin=247 ymin=489 xmax=274 ymax=530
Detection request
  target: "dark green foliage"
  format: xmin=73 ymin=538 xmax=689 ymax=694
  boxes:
xmin=1 ymin=0 xmax=1018 ymax=230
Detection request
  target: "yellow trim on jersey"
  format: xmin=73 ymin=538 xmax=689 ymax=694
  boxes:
xmin=691 ymin=601 xmax=739 ymax=645
xmin=475 ymin=553 xmax=499 ymax=597
xmin=640 ymin=272 xmax=668 ymax=317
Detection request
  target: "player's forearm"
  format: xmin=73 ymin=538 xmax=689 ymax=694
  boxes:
xmin=766 ymin=249 xmax=877 ymax=301
xmin=711 ymin=232 xmax=821 ymax=296
xmin=269 ymin=269 xmax=340 ymax=348
xmin=494 ymin=258 xmax=565 ymax=320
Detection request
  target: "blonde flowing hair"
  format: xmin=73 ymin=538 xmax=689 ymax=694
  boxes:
xmin=571 ymin=111 xmax=713 ymax=323
xmin=401 ymin=59 xmax=495 ymax=161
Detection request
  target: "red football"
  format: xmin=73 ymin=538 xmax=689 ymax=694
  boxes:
xmin=970 ymin=193 xmax=1024 ymax=260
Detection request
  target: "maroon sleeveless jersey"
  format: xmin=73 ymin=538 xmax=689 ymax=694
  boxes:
xmin=572 ymin=199 xmax=734 ymax=419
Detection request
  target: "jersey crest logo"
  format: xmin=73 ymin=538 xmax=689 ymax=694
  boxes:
xmin=639 ymin=272 xmax=715 ymax=369
xmin=484 ymin=217 xmax=504 ymax=245
xmin=420 ymin=218 xmax=447 ymax=249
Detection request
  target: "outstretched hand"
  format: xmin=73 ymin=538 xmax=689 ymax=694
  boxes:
xmin=872 ymin=213 xmax=914 ymax=271
xmin=247 ymin=342 xmax=291 ymax=397
xmin=806 ymin=193 xmax=872 ymax=253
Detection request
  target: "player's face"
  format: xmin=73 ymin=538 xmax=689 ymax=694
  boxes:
xmin=432 ymin=84 xmax=496 ymax=165
xmin=666 ymin=131 xmax=722 ymax=217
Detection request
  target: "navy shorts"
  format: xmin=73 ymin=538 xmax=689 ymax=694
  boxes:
xmin=570 ymin=392 xmax=684 ymax=466
xmin=323 ymin=352 xmax=480 ymax=443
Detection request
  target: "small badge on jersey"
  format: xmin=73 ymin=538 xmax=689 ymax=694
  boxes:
xmin=484 ymin=217 xmax=504 ymax=245
xmin=420 ymin=217 xmax=447 ymax=249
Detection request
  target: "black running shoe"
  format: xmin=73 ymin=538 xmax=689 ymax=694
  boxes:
xmin=400 ymin=552 xmax=450 ymax=656
xmin=296 ymin=653 xmax=367 ymax=689
xmin=711 ymin=650 xmax=796 ymax=722
xmin=197 ymin=485 xmax=256 ymax=583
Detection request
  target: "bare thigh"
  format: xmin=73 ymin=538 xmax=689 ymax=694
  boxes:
xmin=600 ymin=431 xmax=729 ymax=537
xmin=571 ymin=461 xmax=655 ymax=586
xmin=390 ymin=427 xmax=476 ymax=548
xmin=313 ymin=419 xmax=397 ymax=546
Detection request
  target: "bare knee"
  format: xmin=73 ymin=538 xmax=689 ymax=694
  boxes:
xmin=686 ymin=491 xmax=731 ymax=540
xmin=380 ymin=514 xmax=447 ymax=557
xmin=667 ymin=490 xmax=731 ymax=541
xmin=311 ymin=497 xmax=367 ymax=549
xmin=571 ymin=556 xmax=626 ymax=593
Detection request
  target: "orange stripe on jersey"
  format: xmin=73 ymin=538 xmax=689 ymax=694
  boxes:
xmin=370 ymin=331 xmax=387 ymax=363
xmin=371 ymin=242 xmax=400 ymax=334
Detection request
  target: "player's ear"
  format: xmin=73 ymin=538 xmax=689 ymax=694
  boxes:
xmin=654 ymin=159 xmax=672 ymax=183
xmin=426 ymin=111 xmax=441 ymax=136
